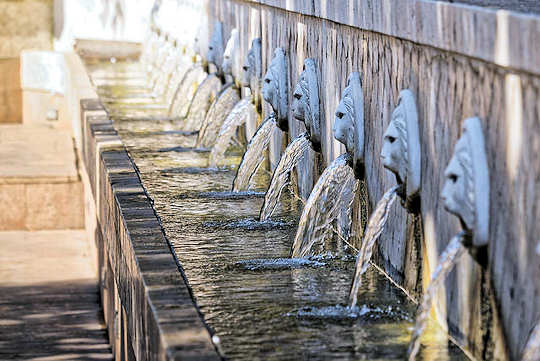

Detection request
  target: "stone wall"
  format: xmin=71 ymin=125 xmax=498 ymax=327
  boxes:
xmin=0 ymin=0 xmax=53 ymax=123
xmin=0 ymin=58 xmax=22 ymax=123
xmin=0 ymin=0 xmax=53 ymax=58
xmin=198 ymin=1 xmax=540 ymax=360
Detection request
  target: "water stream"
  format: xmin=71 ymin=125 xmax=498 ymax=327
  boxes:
xmin=196 ymin=84 xmax=241 ymax=148
xmin=260 ymin=133 xmax=311 ymax=221
xmin=183 ymin=74 xmax=223 ymax=131
xmin=349 ymin=185 xmax=400 ymax=308
xmin=407 ymin=232 xmax=467 ymax=361
xmin=168 ymin=64 xmax=206 ymax=118
xmin=291 ymin=154 xmax=357 ymax=258
xmin=522 ymin=321 xmax=540 ymax=361
xmin=208 ymin=99 xmax=256 ymax=167
xmin=232 ymin=114 xmax=277 ymax=191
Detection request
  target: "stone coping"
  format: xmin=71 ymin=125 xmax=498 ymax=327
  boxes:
xmin=80 ymin=99 xmax=220 ymax=361
xmin=240 ymin=0 xmax=540 ymax=75
xmin=75 ymin=39 xmax=142 ymax=61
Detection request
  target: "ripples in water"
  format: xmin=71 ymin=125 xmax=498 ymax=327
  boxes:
xmin=203 ymin=217 xmax=293 ymax=231
xmin=234 ymin=258 xmax=326 ymax=271
xmin=192 ymin=191 xmax=264 ymax=199
xmin=161 ymin=166 xmax=232 ymax=175
xmin=158 ymin=146 xmax=211 ymax=153
xmin=288 ymin=304 xmax=412 ymax=322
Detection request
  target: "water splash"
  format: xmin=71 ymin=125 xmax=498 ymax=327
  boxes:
xmin=348 ymin=185 xmax=400 ymax=308
xmin=407 ymin=232 xmax=467 ymax=361
xmin=182 ymin=74 xmax=223 ymax=131
xmin=259 ymin=133 xmax=310 ymax=221
xmin=196 ymin=85 xmax=240 ymax=148
xmin=522 ymin=321 xmax=540 ymax=361
xmin=232 ymin=114 xmax=277 ymax=191
xmin=234 ymin=258 xmax=326 ymax=271
xmin=291 ymin=153 xmax=358 ymax=258
xmin=203 ymin=218 xmax=292 ymax=231
xmin=168 ymin=65 xmax=207 ymax=119
xmin=209 ymin=99 xmax=256 ymax=167
xmin=288 ymin=304 xmax=411 ymax=322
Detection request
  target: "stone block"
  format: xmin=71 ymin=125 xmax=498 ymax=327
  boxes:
xmin=0 ymin=0 xmax=53 ymax=58
xmin=25 ymin=181 xmax=85 ymax=230
xmin=22 ymin=90 xmax=69 ymax=128
xmin=0 ymin=58 xmax=22 ymax=123
xmin=0 ymin=184 xmax=26 ymax=230
xmin=0 ymin=88 xmax=22 ymax=123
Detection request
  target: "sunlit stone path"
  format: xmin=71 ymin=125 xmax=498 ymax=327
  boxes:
xmin=0 ymin=231 xmax=112 ymax=360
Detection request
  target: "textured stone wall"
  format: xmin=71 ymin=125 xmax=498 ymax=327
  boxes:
xmin=201 ymin=1 xmax=540 ymax=360
xmin=0 ymin=0 xmax=53 ymax=123
xmin=0 ymin=0 xmax=53 ymax=57
xmin=0 ymin=58 xmax=22 ymax=123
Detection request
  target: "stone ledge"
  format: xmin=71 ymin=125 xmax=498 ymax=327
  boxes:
xmin=238 ymin=0 xmax=540 ymax=75
xmin=81 ymin=99 xmax=220 ymax=361
xmin=75 ymin=39 xmax=142 ymax=61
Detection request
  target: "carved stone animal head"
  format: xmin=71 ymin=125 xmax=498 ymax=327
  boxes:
xmin=242 ymin=38 xmax=262 ymax=90
xmin=441 ymin=117 xmax=489 ymax=248
xmin=292 ymin=58 xmax=321 ymax=152
xmin=207 ymin=21 xmax=224 ymax=74
xmin=381 ymin=89 xmax=421 ymax=211
xmin=333 ymin=72 xmax=364 ymax=177
xmin=222 ymin=28 xmax=239 ymax=80
xmin=262 ymin=47 xmax=289 ymax=131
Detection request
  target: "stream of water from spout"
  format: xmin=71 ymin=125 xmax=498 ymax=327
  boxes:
xmin=522 ymin=321 xmax=540 ymax=361
xmin=153 ymin=53 xmax=183 ymax=99
xmin=208 ymin=99 xmax=255 ymax=167
xmin=407 ymin=232 xmax=467 ymax=361
xmin=348 ymin=185 xmax=400 ymax=308
xmin=259 ymin=133 xmax=310 ymax=221
xmin=196 ymin=85 xmax=240 ymax=148
xmin=168 ymin=65 xmax=206 ymax=118
xmin=163 ymin=58 xmax=192 ymax=104
xmin=291 ymin=153 xmax=357 ymax=258
xmin=232 ymin=114 xmax=277 ymax=191
xmin=182 ymin=74 xmax=222 ymax=131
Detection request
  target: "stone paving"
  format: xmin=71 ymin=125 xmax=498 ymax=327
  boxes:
xmin=0 ymin=230 xmax=112 ymax=360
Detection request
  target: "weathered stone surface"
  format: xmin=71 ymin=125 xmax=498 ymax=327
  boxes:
xmin=0 ymin=124 xmax=84 ymax=230
xmin=0 ymin=184 xmax=26 ymax=230
xmin=0 ymin=58 xmax=22 ymax=124
xmin=74 ymin=39 xmax=142 ymax=61
xmin=0 ymin=0 xmax=53 ymax=58
xmin=0 ymin=230 xmax=112 ymax=360
xmin=206 ymin=1 xmax=539 ymax=360
xmin=82 ymin=103 xmax=220 ymax=361
xmin=233 ymin=0 xmax=540 ymax=75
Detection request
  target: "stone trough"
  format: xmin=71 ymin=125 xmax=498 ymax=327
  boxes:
xmin=73 ymin=0 xmax=540 ymax=360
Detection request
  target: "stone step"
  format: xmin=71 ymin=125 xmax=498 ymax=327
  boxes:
xmin=0 ymin=124 xmax=84 ymax=230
